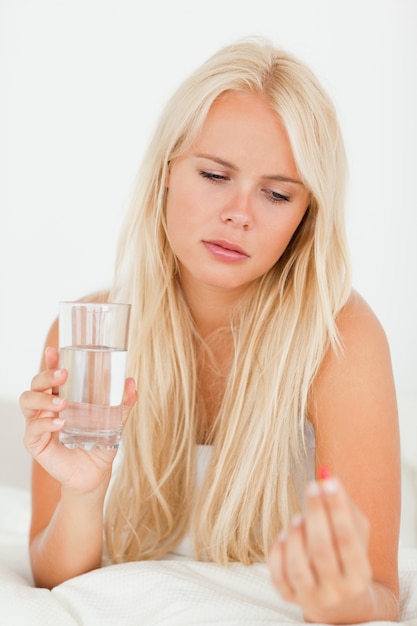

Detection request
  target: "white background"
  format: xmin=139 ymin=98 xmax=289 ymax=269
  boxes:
xmin=1 ymin=0 xmax=416 ymax=460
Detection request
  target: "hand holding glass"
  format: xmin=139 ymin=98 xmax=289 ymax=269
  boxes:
xmin=58 ymin=301 xmax=131 ymax=450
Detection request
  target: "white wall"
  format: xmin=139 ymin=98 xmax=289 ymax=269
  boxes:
xmin=1 ymin=0 xmax=416 ymax=461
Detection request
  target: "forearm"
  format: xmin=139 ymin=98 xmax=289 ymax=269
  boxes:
xmin=304 ymin=581 xmax=399 ymax=624
xmin=30 ymin=486 xmax=106 ymax=588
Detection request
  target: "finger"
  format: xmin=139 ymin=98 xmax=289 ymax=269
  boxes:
xmin=268 ymin=531 xmax=297 ymax=603
xmin=123 ymin=377 xmax=137 ymax=408
xmin=20 ymin=388 xmax=66 ymax=420
xmin=44 ymin=347 xmax=65 ymax=397
xmin=304 ymin=480 xmax=342 ymax=580
xmin=121 ymin=377 xmax=137 ymax=426
xmin=284 ymin=515 xmax=317 ymax=602
xmin=29 ymin=367 xmax=67 ymax=394
xmin=23 ymin=414 xmax=65 ymax=457
xmin=320 ymin=479 xmax=372 ymax=584
xmin=45 ymin=346 xmax=59 ymax=371
xmin=25 ymin=413 xmax=65 ymax=441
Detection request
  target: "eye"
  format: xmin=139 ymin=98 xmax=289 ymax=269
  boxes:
xmin=199 ymin=170 xmax=229 ymax=183
xmin=263 ymin=189 xmax=290 ymax=204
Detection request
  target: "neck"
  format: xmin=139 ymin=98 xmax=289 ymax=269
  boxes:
xmin=179 ymin=277 xmax=246 ymax=338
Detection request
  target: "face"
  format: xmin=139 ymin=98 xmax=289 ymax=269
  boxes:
xmin=165 ymin=91 xmax=310 ymax=298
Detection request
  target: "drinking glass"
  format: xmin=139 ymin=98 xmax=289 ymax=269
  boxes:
xmin=58 ymin=301 xmax=131 ymax=450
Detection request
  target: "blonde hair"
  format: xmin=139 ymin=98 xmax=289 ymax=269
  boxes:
xmin=105 ymin=37 xmax=351 ymax=565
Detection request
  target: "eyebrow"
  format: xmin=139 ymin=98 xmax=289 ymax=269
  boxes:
xmin=195 ymin=153 xmax=304 ymax=186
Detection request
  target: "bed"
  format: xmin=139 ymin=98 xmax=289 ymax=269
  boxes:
xmin=2 ymin=490 xmax=417 ymax=625
xmin=1 ymin=400 xmax=417 ymax=625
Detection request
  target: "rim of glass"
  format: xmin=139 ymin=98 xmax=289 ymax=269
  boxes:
xmin=59 ymin=301 xmax=130 ymax=307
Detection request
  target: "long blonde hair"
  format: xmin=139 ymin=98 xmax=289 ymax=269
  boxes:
xmin=105 ymin=37 xmax=351 ymax=565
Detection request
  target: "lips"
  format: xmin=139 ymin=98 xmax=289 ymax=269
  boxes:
xmin=202 ymin=239 xmax=249 ymax=261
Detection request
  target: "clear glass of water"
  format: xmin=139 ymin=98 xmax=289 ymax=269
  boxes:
xmin=58 ymin=301 xmax=131 ymax=450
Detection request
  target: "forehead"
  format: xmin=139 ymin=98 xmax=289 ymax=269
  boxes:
xmin=190 ymin=91 xmax=298 ymax=176
xmin=202 ymin=91 xmax=282 ymax=134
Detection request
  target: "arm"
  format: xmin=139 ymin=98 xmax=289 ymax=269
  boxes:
xmin=21 ymin=316 xmax=137 ymax=588
xmin=30 ymin=453 xmax=110 ymax=588
xmin=269 ymin=290 xmax=400 ymax=623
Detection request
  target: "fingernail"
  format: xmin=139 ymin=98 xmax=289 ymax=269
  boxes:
xmin=52 ymin=417 xmax=65 ymax=425
xmin=53 ymin=369 xmax=64 ymax=379
xmin=306 ymin=480 xmax=321 ymax=497
xmin=277 ymin=529 xmax=287 ymax=542
xmin=52 ymin=396 xmax=65 ymax=406
xmin=291 ymin=514 xmax=303 ymax=527
xmin=323 ymin=478 xmax=339 ymax=494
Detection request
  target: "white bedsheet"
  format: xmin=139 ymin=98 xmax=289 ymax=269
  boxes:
xmin=1 ymin=552 xmax=417 ymax=625
xmin=1 ymin=486 xmax=417 ymax=625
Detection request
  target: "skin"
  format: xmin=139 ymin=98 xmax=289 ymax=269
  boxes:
xmin=166 ymin=92 xmax=310 ymax=336
xmin=269 ymin=290 xmax=400 ymax=622
xmin=20 ymin=92 xmax=400 ymax=622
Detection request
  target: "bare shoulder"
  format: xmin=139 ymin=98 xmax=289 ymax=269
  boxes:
xmin=335 ymin=289 xmax=389 ymax=348
xmin=312 ymin=290 xmax=392 ymax=394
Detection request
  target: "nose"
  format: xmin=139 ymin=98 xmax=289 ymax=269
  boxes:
xmin=220 ymin=190 xmax=253 ymax=230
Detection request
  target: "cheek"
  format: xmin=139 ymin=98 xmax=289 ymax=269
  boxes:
xmin=166 ymin=173 xmax=194 ymax=222
xmin=270 ymin=211 xmax=304 ymax=242
xmin=166 ymin=178 xmax=209 ymax=237
xmin=264 ymin=211 xmax=307 ymax=262
xmin=165 ymin=210 xmax=181 ymax=258
xmin=281 ymin=203 xmax=309 ymax=241
xmin=165 ymin=190 xmax=181 ymax=248
xmin=165 ymin=186 xmax=197 ymax=258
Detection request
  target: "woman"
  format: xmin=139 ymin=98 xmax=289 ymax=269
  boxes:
xmin=20 ymin=38 xmax=400 ymax=623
